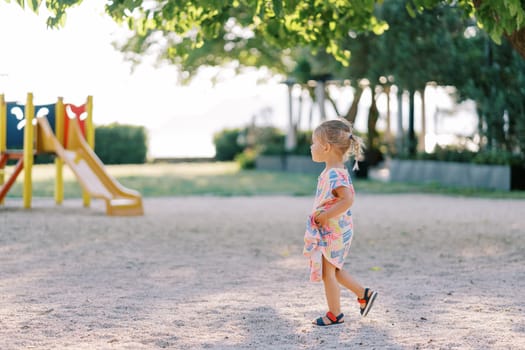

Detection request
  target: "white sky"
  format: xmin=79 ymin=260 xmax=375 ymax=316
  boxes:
xmin=0 ymin=2 xmax=477 ymax=157
xmin=0 ymin=2 xmax=290 ymax=158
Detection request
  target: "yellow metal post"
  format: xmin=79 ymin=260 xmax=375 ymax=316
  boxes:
xmin=0 ymin=94 xmax=5 ymax=153
xmin=23 ymin=92 xmax=34 ymax=209
xmin=0 ymin=94 xmax=6 ymax=205
xmin=82 ymin=95 xmax=94 ymax=208
xmin=86 ymin=96 xmax=94 ymax=147
xmin=55 ymin=97 xmax=64 ymax=204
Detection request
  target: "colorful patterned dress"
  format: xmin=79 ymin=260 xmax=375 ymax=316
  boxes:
xmin=303 ymin=167 xmax=355 ymax=282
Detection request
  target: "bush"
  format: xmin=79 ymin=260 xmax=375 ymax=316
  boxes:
xmin=94 ymin=123 xmax=147 ymax=164
xmin=398 ymin=145 xmax=524 ymax=166
xmin=416 ymin=145 xmax=477 ymax=163
xmin=235 ymin=148 xmax=257 ymax=169
xmin=293 ymin=130 xmax=313 ymax=156
xmin=214 ymin=125 xmax=317 ymax=159
xmin=213 ymin=128 xmax=244 ymax=161
xmin=254 ymin=127 xmax=286 ymax=156
xmin=472 ymin=151 xmax=524 ymax=166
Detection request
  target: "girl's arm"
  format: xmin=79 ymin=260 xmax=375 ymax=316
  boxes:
xmin=315 ymin=186 xmax=354 ymax=227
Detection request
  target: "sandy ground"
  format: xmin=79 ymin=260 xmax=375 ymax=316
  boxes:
xmin=0 ymin=194 xmax=524 ymax=350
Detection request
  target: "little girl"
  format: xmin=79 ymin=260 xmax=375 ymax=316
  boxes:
xmin=303 ymin=118 xmax=377 ymax=326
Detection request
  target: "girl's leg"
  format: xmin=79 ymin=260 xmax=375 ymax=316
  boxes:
xmin=336 ymin=268 xmax=377 ymax=315
xmin=335 ymin=268 xmax=365 ymax=299
xmin=321 ymin=255 xmax=341 ymax=318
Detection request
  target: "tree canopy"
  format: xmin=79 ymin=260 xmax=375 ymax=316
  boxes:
xmin=9 ymin=0 xmax=525 ymax=61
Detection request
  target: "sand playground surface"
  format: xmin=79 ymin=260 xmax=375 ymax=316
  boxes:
xmin=0 ymin=194 xmax=524 ymax=349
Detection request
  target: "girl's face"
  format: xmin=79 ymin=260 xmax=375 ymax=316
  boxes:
xmin=310 ymin=133 xmax=328 ymax=163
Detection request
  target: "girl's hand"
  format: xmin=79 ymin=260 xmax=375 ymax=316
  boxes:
xmin=315 ymin=211 xmax=328 ymax=227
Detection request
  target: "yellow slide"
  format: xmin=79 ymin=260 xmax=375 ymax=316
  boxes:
xmin=37 ymin=116 xmax=144 ymax=216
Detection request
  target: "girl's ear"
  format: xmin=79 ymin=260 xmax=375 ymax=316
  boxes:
xmin=323 ymin=143 xmax=331 ymax=153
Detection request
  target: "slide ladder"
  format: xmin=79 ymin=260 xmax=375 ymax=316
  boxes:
xmin=0 ymin=152 xmax=23 ymax=203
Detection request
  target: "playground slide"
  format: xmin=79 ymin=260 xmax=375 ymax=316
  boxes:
xmin=37 ymin=116 xmax=144 ymax=216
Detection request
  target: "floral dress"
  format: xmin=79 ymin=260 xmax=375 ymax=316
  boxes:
xmin=303 ymin=167 xmax=355 ymax=282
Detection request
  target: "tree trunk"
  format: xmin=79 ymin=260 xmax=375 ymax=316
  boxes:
xmin=367 ymin=86 xmax=379 ymax=150
xmin=315 ymin=81 xmax=326 ymax=121
xmin=384 ymin=85 xmax=394 ymax=152
xmin=343 ymin=83 xmax=363 ymax=124
xmin=385 ymin=85 xmax=391 ymax=136
xmin=418 ymin=87 xmax=427 ymax=153
xmin=364 ymin=86 xmax=383 ymax=167
xmin=285 ymin=83 xmax=296 ymax=152
xmin=505 ymin=28 xmax=525 ymax=60
xmin=396 ymin=87 xmax=404 ymax=154
xmin=325 ymin=89 xmax=340 ymax=117
xmin=408 ymin=89 xmax=416 ymax=156
xmin=297 ymin=88 xmax=304 ymax=130
xmin=307 ymin=85 xmax=315 ymax=129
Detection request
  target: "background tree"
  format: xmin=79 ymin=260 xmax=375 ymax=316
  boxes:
xmin=409 ymin=0 xmax=525 ymax=59
xmin=376 ymin=1 xmax=469 ymax=156
xmin=453 ymin=33 xmax=525 ymax=161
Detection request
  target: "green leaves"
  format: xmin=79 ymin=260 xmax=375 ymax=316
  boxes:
xmin=28 ymin=0 xmax=39 ymax=11
xmin=272 ymin=0 xmax=282 ymax=16
xmin=7 ymin=0 xmax=525 ymax=66
xmin=406 ymin=2 xmax=416 ymax=17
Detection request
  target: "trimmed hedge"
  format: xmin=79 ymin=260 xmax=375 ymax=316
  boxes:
xmin=399 ymin=145 xmax=524 ymax=166
xmin=94 ymin=123 xmax=148 ymax=164
xmin=213 ymin=128 xmax=244 ymax=161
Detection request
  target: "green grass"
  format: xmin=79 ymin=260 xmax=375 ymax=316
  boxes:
xmin=356 ymin=179 xmax=525 ymax=199
xmin=4 ymin=162 xmax=318 ymax=198
xmin=3 ymin=162 xmax=525 ymax=199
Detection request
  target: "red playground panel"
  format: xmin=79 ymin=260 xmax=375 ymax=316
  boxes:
xmin=63 ymin=103 xmax=87 ymax=148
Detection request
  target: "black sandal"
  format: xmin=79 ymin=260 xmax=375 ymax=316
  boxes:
xmin=357 ymin=288 xmax=378 ymax=317
xmin=313 ymin=311 xmax=344 ymax=326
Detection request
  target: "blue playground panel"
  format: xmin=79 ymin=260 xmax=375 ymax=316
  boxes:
xmin=5 ymin=102 xmax=24 ymax=149
xmin=5 ymin=102 xmax=56 ymax=149
xmin=37 ymin=103 xmax=56 ymax=130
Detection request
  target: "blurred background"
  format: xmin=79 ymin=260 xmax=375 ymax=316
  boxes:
xmin=0 ymin=1 xmax=523 ymax=175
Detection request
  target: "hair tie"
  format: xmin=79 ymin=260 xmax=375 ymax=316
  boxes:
xmin=352 ymin=159 xmax=359 ymax=172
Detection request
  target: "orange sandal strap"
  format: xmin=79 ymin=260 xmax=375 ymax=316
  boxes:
xmin=357 ymin=288 xmax=370 ymax=304
xmin=314 ymin=312 xmax=344 ymax=326
xmin=326 ymin=311 xmax=338 ymax=322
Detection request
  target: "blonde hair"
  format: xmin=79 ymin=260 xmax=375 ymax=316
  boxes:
xmin=313 ymin=118 xmax=365 ymax=170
